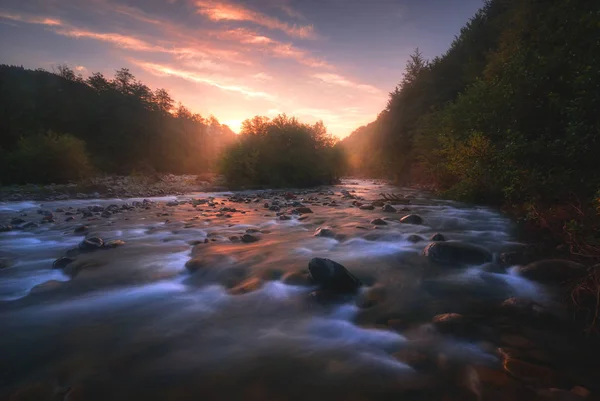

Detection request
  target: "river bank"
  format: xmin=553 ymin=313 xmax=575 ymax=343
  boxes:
xmin=1 ymin=179 xmax=599 ymax=400
xmin=0 ymin=173 xmax=227 ymax=202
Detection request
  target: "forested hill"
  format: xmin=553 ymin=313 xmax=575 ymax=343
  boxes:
xmin=343 ymin=0 xmax=600 ymax=207
xmin=0 ymin=65 xmax=236 ymax=184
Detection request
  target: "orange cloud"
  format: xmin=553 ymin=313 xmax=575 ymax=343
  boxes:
xmin=195 ymin=0 xmax=315 ymax=39
xmin=313 ymin=73 xmax=383 ymax=95
xmin=216 ymin=29 xmax=331 ymax=68
xmin=0 ymin=11 xmax=62 ymax=26
xmin=134 ymin=61 xmax=277 ymax=100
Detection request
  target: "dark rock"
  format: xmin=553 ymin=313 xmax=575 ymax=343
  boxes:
xmin=423 ymin=241 xmax=493 ymax=266
xmin=166 ymin=201 xmax=179 ymax=207
xmin=245 ymin=228 xmax=260 ymax=234
xmin=515 ymin=259 xmax=588 ymax=285
xmin=241 ymin=234 xmax=259 ymax=243
xmin=78 ymin=237 xmax=104 ymax=251
xmin=0 ymin=225 xmax=13 ymax=232
xmin=263 ymin=202 xmax=270 ymax=208
xmin=229 ymin=235 xmax=240 ymax=242
xmin=101 ymin=211 xmax=112 ymax=218
xmin=480 ymin=263 xmax=507 ymax=274
xmin=74 ymin=225 xmax=88 ymax=233
xmin=53 ymin=257 xmax=76 ymax=269
xmin=279 ymin=215 xmax=292 ymax=221
xmin=372 ymin=200 xmax=385 ymax=207
xmin=103 ymin=240 xmax=125 ymax=248
xmin=185 ymin=258 xmax=205 ymax=272
xmin=359 ymin=205 xmax=375 ymax=210
xmin=432 ymin=313 xmax=473 ymax=336
xmin=314 ymin=227 xmax=336 ymax=238
xmin=281 ymin=271 xmax=313 ymax=286
xmin=308 ymin=257 xmax=362 ymax=294
xmin=356 ymin=284 xmax=386 ymax=308
xmin=370 ymin=218 xmax=387 ymax=226
xmin=400 ymin=214 xmax=423 ymax=225
xmin=90 ymin=205 xmax=104 ymax=213
xmin=10 ymin=217 xmax=25 ymax=225
xmin=269 ymin=205 xmax=281 ymax=211
xmin=382 ymin=204 xmax=397 ymax=213
xmin=430 ymin=233 xmax=446 ymax=241
xmin=294 ymin=207 xmax=313 ymax=214
xmin=407 ymin=234 xmax=424 ymax=243
xmin=65 ymin=216 xmax=75 ymax=222
xmin=22 ymin=222 xmax=39 ymax=229
xmin=502 ymin=357 xmax=559 ymax=388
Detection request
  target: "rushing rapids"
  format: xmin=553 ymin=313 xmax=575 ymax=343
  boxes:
xmin=0 ymin=180 xmax=597 ymax=401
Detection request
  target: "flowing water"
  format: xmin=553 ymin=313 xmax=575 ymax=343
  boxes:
xmin=0 ymin=180 xmax=596 ymax=401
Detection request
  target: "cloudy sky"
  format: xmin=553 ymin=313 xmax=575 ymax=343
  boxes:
xmin=0 ymin=0 xmax=483 ymax=137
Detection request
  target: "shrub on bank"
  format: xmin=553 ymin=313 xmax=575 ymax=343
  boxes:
xmin=2 ymin=131 xmax=93 ymax=184
xmin=220 ymin=115 xmax=346 ymax=188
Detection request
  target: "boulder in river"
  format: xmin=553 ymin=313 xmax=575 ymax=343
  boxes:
xmin=78 ymin=237 xmax=104 ymax=251
xmin=515 ymin=259 xmax=588 ymax=285
xmin=430 ymin=233 xmax=446 ymax=241
xmin=74 ymin=225 xmax=88 ymax=234
xmin=382 ymin=204 xmax=397 ymax=213
xmin=308 ymin=257 xmax=362 ymax=294
xmin=423 ymin=241 xmax=493 ymax=266
xmin=400 ymin=215 xmax=423 ymax=225
xmin=52 ymin=257 xmax=75 ymax=269
xmin=407 ymin=234 xmax=424 ymax=243
xmin=241 ymin=234 xmax=259 ymax=243
xmin=359 ymin=204 xmax=375 ymax=210
xmin=314 ymin=227 xmax=336 ymax=238
xmin=103 ymin=240 xmax=125 ymax=248
xmin=294 ymin=207 xmax=313 ymax=214
xmin=0 ymin=225 xmax=12 ymax=232
xmin=370 ymin=218 xmax=387 ymax=226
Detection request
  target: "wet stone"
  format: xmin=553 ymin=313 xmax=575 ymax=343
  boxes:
xmin=241 ymin=234 xmax=259 ymax=243
xmin=370 ymin=218 xmax=387 ymax=226
xmin=308 ymin=257 xmax=362 ymax=294
xmin=430 ymin=233 xmax=446 ymax=241
xmin=314 ymin=227 xmax=336 ymax=238
xmin=382 ymin=204 xmax=397 ymax=212
xmin=400 ymin=214 xmax=423 ymax=225
xmin=78 ymin=237 xmax=104 ymax=251
xmin=53 ymin=257 xmax=75 ymax=269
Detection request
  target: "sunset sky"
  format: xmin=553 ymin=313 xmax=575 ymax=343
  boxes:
xmin=0 ymin=0 xmax=483 ymax=137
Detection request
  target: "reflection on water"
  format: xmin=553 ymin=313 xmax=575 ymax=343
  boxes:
xmin=0 ymin=180 xmax=585 ymax=400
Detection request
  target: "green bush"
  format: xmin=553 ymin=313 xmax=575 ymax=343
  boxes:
xmin=219 ymin=114 xmax=345 ymax=188
xmin=2 ymin=131 xmax=93 ymax=184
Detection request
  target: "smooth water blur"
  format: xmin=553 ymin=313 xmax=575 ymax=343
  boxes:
xmin=0 ymin=180 xmax=550 ymax=400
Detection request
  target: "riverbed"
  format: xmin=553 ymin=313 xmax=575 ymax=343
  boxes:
xmin=0 ymin=180 xmax=597 ymax=401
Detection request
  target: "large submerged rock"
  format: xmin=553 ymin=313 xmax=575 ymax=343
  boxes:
xmin=515 ymin=259 xmax=588 ymax=285
xmin=423 ymin=241 xmax=493 ymax=266
xmin=308 ymin=257 xmax=362 ymax=294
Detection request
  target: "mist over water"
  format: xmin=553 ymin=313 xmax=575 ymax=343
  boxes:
xmin=0 ymin=180 xmax=565 ymax=400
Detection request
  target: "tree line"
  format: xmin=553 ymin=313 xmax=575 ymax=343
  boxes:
xmin=343 ymin=0 xmax=600 ymax=208
xmin=0 ymin=65 xmax=236 ymax=184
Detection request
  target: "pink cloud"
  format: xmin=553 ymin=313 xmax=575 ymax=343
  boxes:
xmin=0 ymin=11 xmax=62 ymax=26
xmin=195 ymin=0 xmax=315 ymax=39
xmin=133 ymin=60 xmax=278 ymax=101
xmin=313 ymin=73 xmax=383 ymax=95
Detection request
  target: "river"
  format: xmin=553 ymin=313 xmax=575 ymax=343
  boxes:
xmin=0 ymin=179 xmax=596 ymax=401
